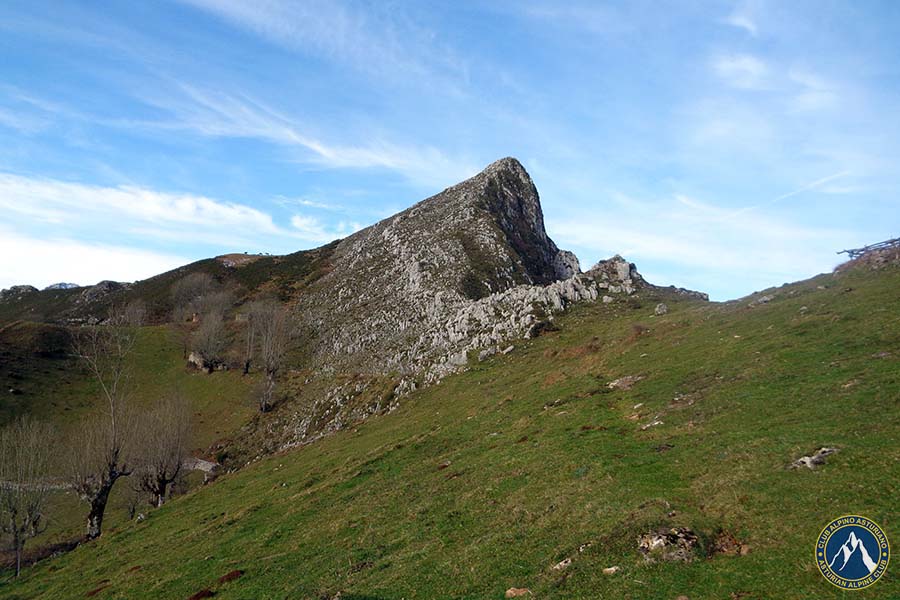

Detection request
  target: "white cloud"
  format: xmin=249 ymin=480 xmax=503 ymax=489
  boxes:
xmin=0 ymin=173 xmax=374 ymax=263
xmin=0 ymin=172 xmax=279 ymax=232
xmin=290 ymin=215 xmax=362 ymax=243
xmin=787 ymin=69 xmax=840 ymax=112
xmin=0 ymin=226 xmax=187 ymax=290
xmin=134 ymin=84 xmax=478 ymax=188
xmin=547 ymin=191 xmax=856 ymax=300
xmin=724 ymin=13 xmax=756 ymax=36
xmin=722 ymin=1 xmax=759 ymax=36
xmin=713 ymin=54 xmax=769 ymax=90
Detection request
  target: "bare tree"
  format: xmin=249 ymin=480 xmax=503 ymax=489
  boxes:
xmin=199 ymin=289 xmax=233 ymax=318
xmin=192 ymin=312 xmax=226 ymax=371
xmin=255 ymin=300 xmax=292 ymax=412
xmin=136 ymin=393 xmax=191 ymax=508
xmin=0 ymin=418 xmax=54 ymax=577
xmin=170 ymin=273 xmax=216 ymax=358
xmin=241 ymin=301 xmax=263 ymax=375
xmin=68 ymin=303 xmax=143 ymax=539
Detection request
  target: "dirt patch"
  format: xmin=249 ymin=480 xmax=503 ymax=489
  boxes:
xmin=638 ymin=527 xmax=699 ymax=562
xmin=710 ymin=530 xmax=750 ymax=556
xmin=217 ymin=569 xmax=244 ymax=584
xmin=85 ymin=582 xmax=111 ymax=597
xmin=187 ymin=589 xmax=216 ymax=600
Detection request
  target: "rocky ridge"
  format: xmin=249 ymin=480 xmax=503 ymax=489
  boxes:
xmin=271 ymin=158 xmax=707 ymax=447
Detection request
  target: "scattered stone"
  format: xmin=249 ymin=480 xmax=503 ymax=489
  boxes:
xmin=577 ymin=542 xmax=593 ymax=553
xmin=602 ymin=295 xmax=614 ymax=304
xmin=552 ymin=558 xmax=572 ymax=571
xmin=799 ymin=306 xmax=808 ymax=313
xmin=437 ymin=460 xmax=452 ymax=470
xmin=607 ymin=375 xmax=644 ymax=390
xmin=187 ymin=352 xmax=206 ymax=371
xmin=478 ymin=347 xmax=497 ymax=361
xmin=640 ymin=418 xmax=663 ymax=430
xmin=871 ymin=351 xmax=891 ymax=359
xmin=790 ymin=447 xmax=839 ymax=469
xmin=633 ymin=403 xmax=643 ymax=409
xmin=501 ymin=345 xmax=515 ymax=354
xmin=841 ymin=379 xmax=859 ymax=389
xmin=602 ymin=566 xmax=620 ymax=575
xmin=505 ymin=588 xmax=531 ymax=598
xmin=654 ymin=303 xmax=668 ymax=316
xmin=638 ymin=527 xmax=699 ymax=562
xmin=748 ymin=294 xmax=775 ymax=307
xmin=654 ymin=443 xmax=674 ymax=452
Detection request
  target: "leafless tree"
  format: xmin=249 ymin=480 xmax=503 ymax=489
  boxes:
xmin=170 ymin=273 xmax=216 ymax=358
xmin=255 ymin=300 xmax=292 ymax=412
xmin=192 ymin=312 xmax=226 ymax=371
xmin=199 ymin=289 xmax=234 ymax=318
xmin=240 ymin=301 xmax=264 ymax=375
xmin=0 ymin=417 xmax=54 ymax=576
xmin=68 ymin=303 xmax=143 ymax=539
xmin=135 ymin=393 xmax=191 ymax=508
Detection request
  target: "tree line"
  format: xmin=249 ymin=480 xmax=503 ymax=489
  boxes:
xmin=1 ymin=273 xmax=292 ymax=576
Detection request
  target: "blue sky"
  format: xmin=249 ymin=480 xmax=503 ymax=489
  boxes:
xmin=1 ymin=1 xmax=898 ymax=300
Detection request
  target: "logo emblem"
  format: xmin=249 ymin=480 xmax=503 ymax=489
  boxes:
xmin=816 ymin=515 xmax=890 ymax=589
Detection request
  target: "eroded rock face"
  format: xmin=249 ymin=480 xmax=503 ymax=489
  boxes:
xmin=297 ymin=158 xmax=591 ymax=379
xmin=79 ymin=280 xmax=128 ymax=303
xmin=273 ymin=158 xmax=709 ymax=448
xmin=0 ymin=285 xmax=38 ymax=301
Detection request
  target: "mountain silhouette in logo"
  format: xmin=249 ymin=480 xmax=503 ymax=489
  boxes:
xmin=829 ymin=531 xmax=878 ymax=575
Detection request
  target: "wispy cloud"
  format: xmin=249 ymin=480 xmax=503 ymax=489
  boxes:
xmin=713 ymin=54 xmax=769 ymax=90
xmin=772 ymin=171 xmax=851 ymax=202
xmin=548 ymin=190 xmax=857 ymax=299
xmin=290 ymin=215 xmax=362 ymax=243
xmin=0 ymin=172 xmax=368 ymax=253
xmin=722 ymin=2 xmax=758 ymax=37
xmin=130 ymin=84 xmax=478 ymax=188
xmin=178 ymin=0 xmax=466 ymax=86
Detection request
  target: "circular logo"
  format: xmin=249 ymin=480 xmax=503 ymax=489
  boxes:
xmin=816 ymin=515 xmax=890 ymax=589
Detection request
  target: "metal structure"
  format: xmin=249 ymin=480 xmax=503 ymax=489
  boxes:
xmin=838 ymin=237 xmax=900 ymax=259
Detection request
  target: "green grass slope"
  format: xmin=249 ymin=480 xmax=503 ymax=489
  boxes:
xmin=1 ymin=324 xmax=258 ymax=555
xmin=3 ymin=264 xmax=899 ymax=599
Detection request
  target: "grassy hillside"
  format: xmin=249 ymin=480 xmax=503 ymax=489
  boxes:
xmin=2 ymin=263 xmax=899 ymax=599
xmin=0 ymin=323 xmax=259 ymax=555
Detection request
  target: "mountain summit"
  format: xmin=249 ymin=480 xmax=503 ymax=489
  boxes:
xmin=296 ymin=157 xmax=587 ymax=378
xmin=0 ymin=157 xmax=705 ymax=448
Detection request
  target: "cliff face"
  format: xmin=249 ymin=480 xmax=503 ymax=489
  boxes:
xmin=295 ymin=157 xmax=585 ymax=380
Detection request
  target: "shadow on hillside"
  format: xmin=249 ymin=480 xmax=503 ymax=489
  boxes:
xmin=0 ymin=537 xmax=82 ymax=574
